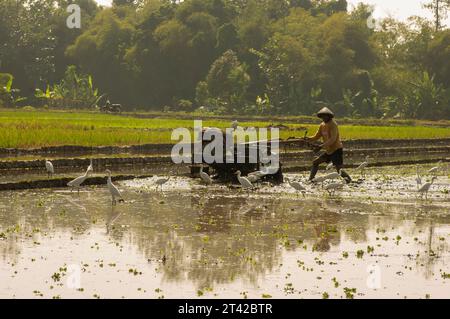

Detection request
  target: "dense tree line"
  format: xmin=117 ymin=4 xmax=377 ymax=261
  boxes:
xmin=0 ymin=0 xmax=449 ymax=119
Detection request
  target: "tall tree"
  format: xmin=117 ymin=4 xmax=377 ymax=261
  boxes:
xmin=426 ymin=29 xmax=450 ymax=87
xmin=424 ymin=0 xmax=450 ymax=31
xmin=204 ymin=50 xmax=250 ymax=112
xmin=66 ymin=9 xmax=136 ymax=105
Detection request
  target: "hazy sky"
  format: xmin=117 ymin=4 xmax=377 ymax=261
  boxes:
xmin=347 ymin=0 xmax=439 ymax=22
xmin=94 ymin=0 xmax=447 ymax=24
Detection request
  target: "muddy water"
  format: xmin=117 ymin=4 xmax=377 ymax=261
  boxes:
xmin=0 ymin=152 xmax=448 ymax=184
xmin=0 ymin=163 xmax=183 ymax=184
xmin=0 ymin=167 xmax=449 ymax=299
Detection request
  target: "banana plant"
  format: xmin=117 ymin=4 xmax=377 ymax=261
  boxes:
xmin=407 ymin=71 xmax=448 ymax=119
xmin=0 ymin=73 xmax=26 ymax=107
xmin=34 ymin=66 xmax=101 ymax=109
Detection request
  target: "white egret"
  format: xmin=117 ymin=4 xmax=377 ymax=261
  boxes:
xmin=418 ymin=177 xmax=437 ymax=200
xmin=312 ymin=175 xmax=327 ymax=188
xmin=199 ymin=165 xmax=213 ymax=185
xmin=260 ymin=165 xmax=279 ymax=175
xmin=155 ymin=177 xmax=170 ymax=191
xmin=415 ymin=166 xmax=422 ymax=189
xmin=67 ymin=168 xmax=92 ymax=193
xmin=323 ymin=172 xmax=342 ymax=181
xmin=428 ymin=161 xmax=442 ymax=176
xmin=356 ymin=156 xmax=370 ymax=177
xmin=106 ymin=169 xmax=124 ymax=205
xmin=87 ymin=158 xmax=94 ymax=174
xmin=247 ymin=174 xmax=261 ymax=183
xmin=247 ymin=165 xmax=279 ymax=183
xmin=235 ymin=170 xmax=254 ymax=190
xmin=45 ymin=159 xmax=54 ymax=179
xmin=248 ymin=170 xmax=266 ymax=179
xmin=312 ymin=176 xmax=326 ymax=183
xmin=325 ymin=182 xmax=345 ymax=196
xmin=67 ymin=169 xmax=91 ymax=192
xmin=286 ymin=178 xmax=306 ymax=196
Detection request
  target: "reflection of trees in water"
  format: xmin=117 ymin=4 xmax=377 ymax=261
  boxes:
xmin=117 ymin=196 xmax=373 ymax=288
xmin=118 ymin=194 xmax=283 ymax=288
xmin=2 ymin=189 xmax=450 ymax=289
xmin=0 ymin=191 xmax=367 ymax=288
xmin=0 ymin=192 xmax=25 ymax=264
xmin=367 ymin=204 xmax=450 ymax=280
xmin=317 ymin=200 xmax=369 ymax=244
xmin=0 ymin=191 xmax=102 ymax=264
xmin=415 ymin=220 xmax=449 ymax=280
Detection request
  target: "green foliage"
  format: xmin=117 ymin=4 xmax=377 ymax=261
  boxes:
xmin=195 ymin=81 xmax=210 ymax=107
xmin=175 ymin=99 xmax=194 ymax=112
xmin=426 ymin=29 xmax=450 ymax=87
xmin=423 ymin=0 xmax=450 ymax=31
xmin=0 ymin=73 xmax=14 ymax=107
xmin=311 ymin=0 xmax=348 ymax=16
xmin=0 ymin=73 xmax=13 ymax=93
xmin=204 ymin=50 xmax=250 ymax=113
xmin=0 ymin=0 xmax=98 ymax=95
xmin=0 ymin=73 xmax=25 ymax=107
xmin=0 ymin=0 xmax=449 ymax=119
xmin=66 ymin=8 xmax=135 ymax=105
xmin=35 ymin=66 xmax=100 ymax=109
xmin=406 ymin=72 xmax=449 ymax=120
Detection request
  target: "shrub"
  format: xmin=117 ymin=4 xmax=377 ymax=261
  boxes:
xmin=34 ymin=66 xmax=100 ymax=109
xmin=176 ymin=99 xmax=194 ymax=112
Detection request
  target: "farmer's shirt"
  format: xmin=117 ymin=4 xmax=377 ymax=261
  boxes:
xmin=312 ymin=119 xmax=343 ymax=155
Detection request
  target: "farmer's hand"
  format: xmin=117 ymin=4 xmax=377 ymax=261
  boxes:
xmin=313 ymin=144 xmax=323 ymax=153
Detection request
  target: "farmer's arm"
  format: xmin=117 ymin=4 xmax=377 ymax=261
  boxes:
xmin=309 ymin=126 xmax=322 ymax=142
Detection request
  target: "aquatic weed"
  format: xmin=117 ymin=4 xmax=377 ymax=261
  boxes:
xmin=343 ymin=287 xmax=356 ymax=299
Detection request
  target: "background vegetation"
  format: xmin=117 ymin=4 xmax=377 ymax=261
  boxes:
xmin=0 ymin=0 xmax=449 ymax=120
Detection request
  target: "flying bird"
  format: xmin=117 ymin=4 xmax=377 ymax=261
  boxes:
xmin=428 ymin=161 xmax=442 ymax=176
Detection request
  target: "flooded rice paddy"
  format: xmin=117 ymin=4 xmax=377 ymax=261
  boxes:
xmin=0 ymin=165 xmax=449 ymax=299
xmin=0 ymin=152 xmax=446 ymax=184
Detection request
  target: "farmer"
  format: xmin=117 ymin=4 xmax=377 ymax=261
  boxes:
xmin=307 ymin=107 xmax=352 ymax=183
